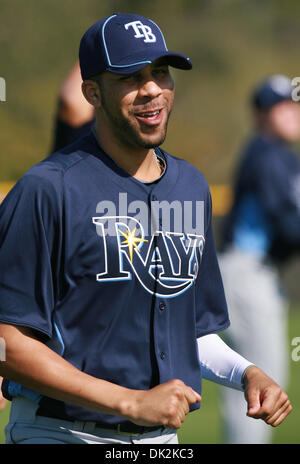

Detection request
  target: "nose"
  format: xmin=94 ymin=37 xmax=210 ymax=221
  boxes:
xmin=138 ymin=78 xmax=162 ymax=99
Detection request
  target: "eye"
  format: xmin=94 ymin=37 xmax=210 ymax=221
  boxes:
xmin=118 ymin=74 xmax=144 ymax=87
xmin=119 ymin=75 xmax=136 ymax=82
xmin=153 ymin=67 xmax=169 ymax=78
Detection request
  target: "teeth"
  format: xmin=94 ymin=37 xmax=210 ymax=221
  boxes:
xmin=139 ymin=110 xmax=160 ymax=117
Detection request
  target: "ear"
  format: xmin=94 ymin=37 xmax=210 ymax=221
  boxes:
xmin=81 ymin=80 xmax=102 ymax=108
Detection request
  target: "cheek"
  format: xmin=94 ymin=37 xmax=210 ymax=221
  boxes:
xmin=166 ymin=77 xmax=175 ymax=100
xmin=120 ymin=92 xmax=138 ymax=117
xmin=164 ymin=88 xmax=175 ymax=110
xmin=274 ymin=112 xmax=300 ymax=139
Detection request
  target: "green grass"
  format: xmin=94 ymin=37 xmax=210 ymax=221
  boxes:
xmin=1 ymin=307 xmax=300 ymax=444
xmin=0 ymin=401 xmax=10 ymax=444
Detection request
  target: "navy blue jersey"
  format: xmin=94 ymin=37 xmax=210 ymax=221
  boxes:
xmin=0 ymin=131 xmax=229 ymax=424
xmin=221 ymin=133 xmax=300 ymax=264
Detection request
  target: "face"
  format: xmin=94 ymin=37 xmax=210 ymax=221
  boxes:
xmin=268 ymin=100 xmax=300 ymax=141
xmin=96 ymin=59 xmax=175 ymax=150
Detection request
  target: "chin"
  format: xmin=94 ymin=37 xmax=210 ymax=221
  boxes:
xmin=136 ymin=132 xmax=167 ymax=149
xmin=140 ymin=138 xmax=166 ymax=149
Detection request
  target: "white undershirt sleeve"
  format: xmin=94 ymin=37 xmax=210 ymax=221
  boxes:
xmin=197 ymin=334 xmax=255 ymax=391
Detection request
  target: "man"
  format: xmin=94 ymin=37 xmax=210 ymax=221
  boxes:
xmin=219 ymin=74 xmax=300 ymax=444
xmin=0 ymin=14 xmax=291 ymax=445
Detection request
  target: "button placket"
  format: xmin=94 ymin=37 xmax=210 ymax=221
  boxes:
xmin=159 ymin=301 xmax=166 ymax=311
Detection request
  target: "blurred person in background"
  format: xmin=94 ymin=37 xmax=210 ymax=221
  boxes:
xmin=218 ymin=74 xmax=300 ymax=444
xmin=50 ymin=61 xmax=95 ymax=152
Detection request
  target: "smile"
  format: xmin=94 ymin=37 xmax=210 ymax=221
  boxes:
xmin=138 ymin=110 xmax=160 ymax=117
xmin=135 ymin=109 xmax=163 ymax=126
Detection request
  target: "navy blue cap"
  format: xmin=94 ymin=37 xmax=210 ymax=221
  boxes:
xmin=252 ymin=74 xmax=293 ymax=110
xmin=79 ymin=13 xmax=192 ymax=79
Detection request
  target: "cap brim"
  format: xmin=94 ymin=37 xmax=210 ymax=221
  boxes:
xmin=105 ymin=50 xmax=192 ymax=75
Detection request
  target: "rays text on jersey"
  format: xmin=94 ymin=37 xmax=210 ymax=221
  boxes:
xmin=93 ymin=216 xmax=205 ymax=298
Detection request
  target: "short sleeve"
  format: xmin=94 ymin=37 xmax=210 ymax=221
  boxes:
xmin=255 ymin=151 xmax=300 ymax=244
xmin=256 ymin=150 xmax=292 ymax=214
xmin=0 ymin=173 xmax=62 ymax=338
xmin=195 ymin=193 xmax=230 ymax=338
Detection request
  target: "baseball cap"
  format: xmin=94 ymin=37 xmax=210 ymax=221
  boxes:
xmin=251 ymin=74 xmax=294 ymax=110
xmin=79 ymin=13 xmax=192 ymax=80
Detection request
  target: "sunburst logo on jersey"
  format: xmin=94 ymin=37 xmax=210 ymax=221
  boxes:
xmin=119 ymin=227 xmax=148 ymax=263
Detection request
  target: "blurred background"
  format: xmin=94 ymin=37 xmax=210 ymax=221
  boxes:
xmin=1 ymin=0 xmax=300 ymax=444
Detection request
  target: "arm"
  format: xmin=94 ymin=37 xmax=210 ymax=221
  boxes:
xmin=57 ymin=61 xmax=94 ymax=127
xmin=197 ymin=333 xmax=253 ymax=391
xmin=51 ymin=61 xmax=95 ymax=152
xmin=198 ymin=334 xmax=292 ymax=426
xmin=0 ymin=323 xmax=200 ymax=429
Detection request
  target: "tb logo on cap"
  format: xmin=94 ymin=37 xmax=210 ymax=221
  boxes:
xmin=125 ymin=21 xmax=156 ymax=43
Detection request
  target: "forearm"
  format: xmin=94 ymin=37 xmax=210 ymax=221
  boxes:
xmin=0 ymin=323 xmax=201 ymax=429
xmin=0 ymin=323 xmax=135 ymax=419
xmin=57 ymin=62 xmax=94 ymax=126
xmin=197 ymin=334 xmax=254 ymax=391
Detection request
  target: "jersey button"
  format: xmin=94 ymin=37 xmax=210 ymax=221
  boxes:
xmin=152 ymin=194 xmax=158 ymax=201
xmin=160 ymin=352 xmax=166 ymax=360
xmin=159 ymin=301 xmax=166 ymax=311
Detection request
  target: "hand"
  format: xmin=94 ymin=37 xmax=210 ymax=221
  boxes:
xmin=243 ymin=365 xmax=292 ymax=427
xmin=126 ymin=379 xmax=201 ymax=429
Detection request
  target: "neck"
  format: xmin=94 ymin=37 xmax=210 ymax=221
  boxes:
xmin=93 ymin=123 xmax=163 ymax=182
